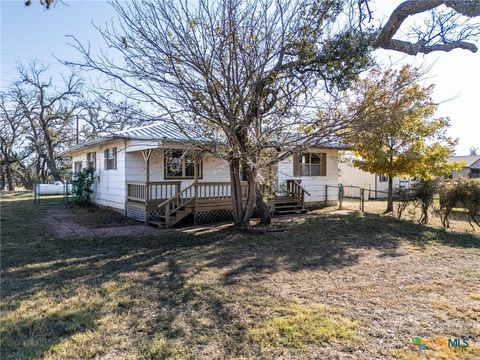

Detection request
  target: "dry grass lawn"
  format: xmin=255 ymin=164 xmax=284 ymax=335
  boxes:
xmin=1 ymin=192 xmax=479 ymax=359
xmin=334 ymin=198 xmax=479 ymax=234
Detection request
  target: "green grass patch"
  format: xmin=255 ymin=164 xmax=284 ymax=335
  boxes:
xmin=250 ymin=303 xmax=358 ymax=349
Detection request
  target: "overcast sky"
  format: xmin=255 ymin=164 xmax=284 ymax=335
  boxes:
xmin=1 ymin=0 xmax=479 ymax=155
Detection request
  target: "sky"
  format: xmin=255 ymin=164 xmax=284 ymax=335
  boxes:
xmin=1 ymin=0 xmax=479 ymax=155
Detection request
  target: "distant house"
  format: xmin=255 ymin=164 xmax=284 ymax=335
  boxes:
xmin=338 ymin=153 xmax=415 ymax=198
xmin=61 ymin=122 xmax=346 ymax=227
xmin=448 ymin=155 xmax=480 ymax=178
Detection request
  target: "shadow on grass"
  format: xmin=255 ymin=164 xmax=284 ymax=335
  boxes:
xmin=1 ymin=306 xmax=100 ymax=359
xmin=2 ymin=199 xmax=478 ymax=297
xmin=1 ymin=197 xmax=479 ymax=358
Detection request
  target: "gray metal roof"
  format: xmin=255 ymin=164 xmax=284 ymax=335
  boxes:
xmin=61 ymin=122 xmax=199 ymax=156
xmin=448 ymin=155 xmax=480 ymax=168
xmin=114 ymin=122 xmax=200 ymax=141
xmin=62 ymin=121 xmax=349 ymax=156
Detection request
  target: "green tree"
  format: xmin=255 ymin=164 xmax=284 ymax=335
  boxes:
xmin=346 ymin=65 xmax=460 ymax=212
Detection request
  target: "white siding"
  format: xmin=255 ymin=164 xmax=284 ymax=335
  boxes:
xmin=71 ymin=140 xmax=127 ymax=210
xmin=125 ymin=149 xmax=230 ymax=187
xmin=278 ymin=149 xmax=339 ymax=203
xmin=72 ymin=142 xmax=341 ymax=208
xmin=339 ymin=160 xmax=414 ymax=198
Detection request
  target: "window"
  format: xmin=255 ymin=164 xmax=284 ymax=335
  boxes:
xmin=86 ymin=152 xmax=96 ymax=169
xmin=295 ymin=152 xmax=326 ymax=177
xmin=378 ymin=175 xmax=388 ymax=182
xmin=74 ymin=161 xmax=82 ymax=173
xmin=104 ymin=148 xmax=117 ymax=170
xmin=164 ymin=149 xmax=202 ymax=179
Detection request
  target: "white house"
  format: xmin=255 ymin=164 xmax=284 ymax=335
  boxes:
xmin=448 ymin=155 xmax=480 ymax=178
xmin=62 ymin=122 xmax=345 ymax=227
xmin=338 ymin=153 xmax=415 ymax=198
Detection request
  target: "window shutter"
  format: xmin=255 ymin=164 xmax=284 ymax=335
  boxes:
xmin=104 ymin=149 xmax=108 ymax=169
xmin=293 ymin=154 xmax=300 ymax=177
xmin=113 ymin=147 xmax=117 ymax=169
xmin=321 ymin=153 xmax=327 ymax=176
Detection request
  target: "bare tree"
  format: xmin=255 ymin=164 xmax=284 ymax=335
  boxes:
xmin=65 ymin=0 xmax=479 ymax=227
xmin=0 ymin=93 xmax=28 ymax=190
xmin=66 ymin=0 xmax=376 ymax=226
xmin=12 ymin=61 xmax=83 ymax=181
xmin=78 ymin=93 xmax=148 ymax=140
xmin=372 ymin=0 xmax=480 ymax=54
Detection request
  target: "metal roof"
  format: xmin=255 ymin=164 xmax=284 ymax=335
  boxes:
xmin=114 ymin=122 xmax=200 ymax=141
xmin=448 ymin=155 xmax=480 ymax=168
xmin=62 ymin=121 xmax=349 ymax=156
xmin=61 ymin=122 xmax=200 ymax=156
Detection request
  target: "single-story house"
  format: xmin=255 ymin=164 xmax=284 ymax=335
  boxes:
xmin=448 ymin=155 xmax=480 ymax=178
xmin=62 ymin=122 xmax=345 ymax=227
xmin=338 ymin=153 xmax=415 ymax=198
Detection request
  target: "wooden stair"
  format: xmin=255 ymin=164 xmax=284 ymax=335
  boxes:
xmin=272 ymin=196 xmax=307 ymax=215
xmin=149 ymin=207 xmax=194 ymax=228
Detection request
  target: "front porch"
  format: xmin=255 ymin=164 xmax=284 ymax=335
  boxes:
xmin=125 ymin=180 xmax=309 ymax=228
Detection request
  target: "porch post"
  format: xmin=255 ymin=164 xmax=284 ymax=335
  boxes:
xmin=142 ymin=149 xmax=152 ymax=223
xmin=194 ymin=152 xmax=199 ymax=205
xmin=142 ymin=149 xmax=152 ymax=201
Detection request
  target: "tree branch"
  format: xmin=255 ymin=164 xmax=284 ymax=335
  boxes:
xmin=373 ymin=0 xmax=480 ymax=54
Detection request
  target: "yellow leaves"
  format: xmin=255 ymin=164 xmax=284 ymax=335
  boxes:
xmin=346 ymin=65 xmax=455 ymax=180
xmin=189 ymin=19 xmax=199 ymax=30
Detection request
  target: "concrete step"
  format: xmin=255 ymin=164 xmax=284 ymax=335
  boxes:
xmin=274 ymin=204 xmax=303 ymax=210
xmin=275 ymin=208 xmax=308 ymax=215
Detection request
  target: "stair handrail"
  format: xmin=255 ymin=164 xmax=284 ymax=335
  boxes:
xmin=157 ymin=183 xmax=196 ymax=215
xmin=288 ymin=179 xmax=311 ymax=196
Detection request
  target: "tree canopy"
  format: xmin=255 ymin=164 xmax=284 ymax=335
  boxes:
xmin=345 ymin=65 xmax=460 ymax=211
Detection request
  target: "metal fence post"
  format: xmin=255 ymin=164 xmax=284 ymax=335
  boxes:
xmin=338 ymin=184 xmax=343 ymax=210
xmin=360 ymin=188 xmax=365 ymax=212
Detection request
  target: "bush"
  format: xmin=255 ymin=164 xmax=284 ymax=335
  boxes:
xmin=438 ymin=178 xmax=480 ymax=229
xmin=71 ymin=167 xmax=95 ymax=206
xmin=394 ymin=179 xmax=438 ymax=225
xmin=412 ymin=179 xmax=438 ymax=224
xmin=394 ymin=187 xmax=415 ymax=219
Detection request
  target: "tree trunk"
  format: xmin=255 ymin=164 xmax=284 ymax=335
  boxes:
xmin=229 ymin=159 xmax=245 ymax=226
xmin=241 ymin=164 xmax=257 ymax=225
xmin=386 ymin=176 xmax=394 ymax=212
xmin=0 ymin=167 xmax=5 ymax=191
xmin=5 ymin=164 xmax=14 ymax=191
xmin=255 ymin=183 xmax=271 ymax=225
xmin=46 ymin=148 xmax=61 ymax=181
xmin=229 ymin=160 xmax=259 ymax=228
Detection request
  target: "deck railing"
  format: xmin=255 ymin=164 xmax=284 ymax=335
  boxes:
xmin=196 ymin=182 xmax=248 ymax=200
xmin=126 ymin=181 xmax=249 ymax=203
xmin=286 ymin=179 xmax=311 ymax=204
xmin=126 ymin=181 xmax=181 ymax=203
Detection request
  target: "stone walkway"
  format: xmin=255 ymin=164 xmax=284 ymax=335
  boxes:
xmin=44 ymin=206 xmax=160 ymax=238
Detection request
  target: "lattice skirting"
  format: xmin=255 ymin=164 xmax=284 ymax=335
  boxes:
xmin=127 ymin=206 xmax=270 ymax=225
xmin=193 ymin=207 xmax=264 ymax=224
xmin=126 ymin=206 xmax=166 ymax=222
xmin=194 ymin=209 xmax=233 ymax=224
xmin=126 ymin=206 xmax=146 ymax=221
xmin=147 ymin=208 xmax=165 ymax=221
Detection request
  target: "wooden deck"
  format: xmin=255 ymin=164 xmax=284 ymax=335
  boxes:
xmin=126 ymin=180 xmax=309 ymax=227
